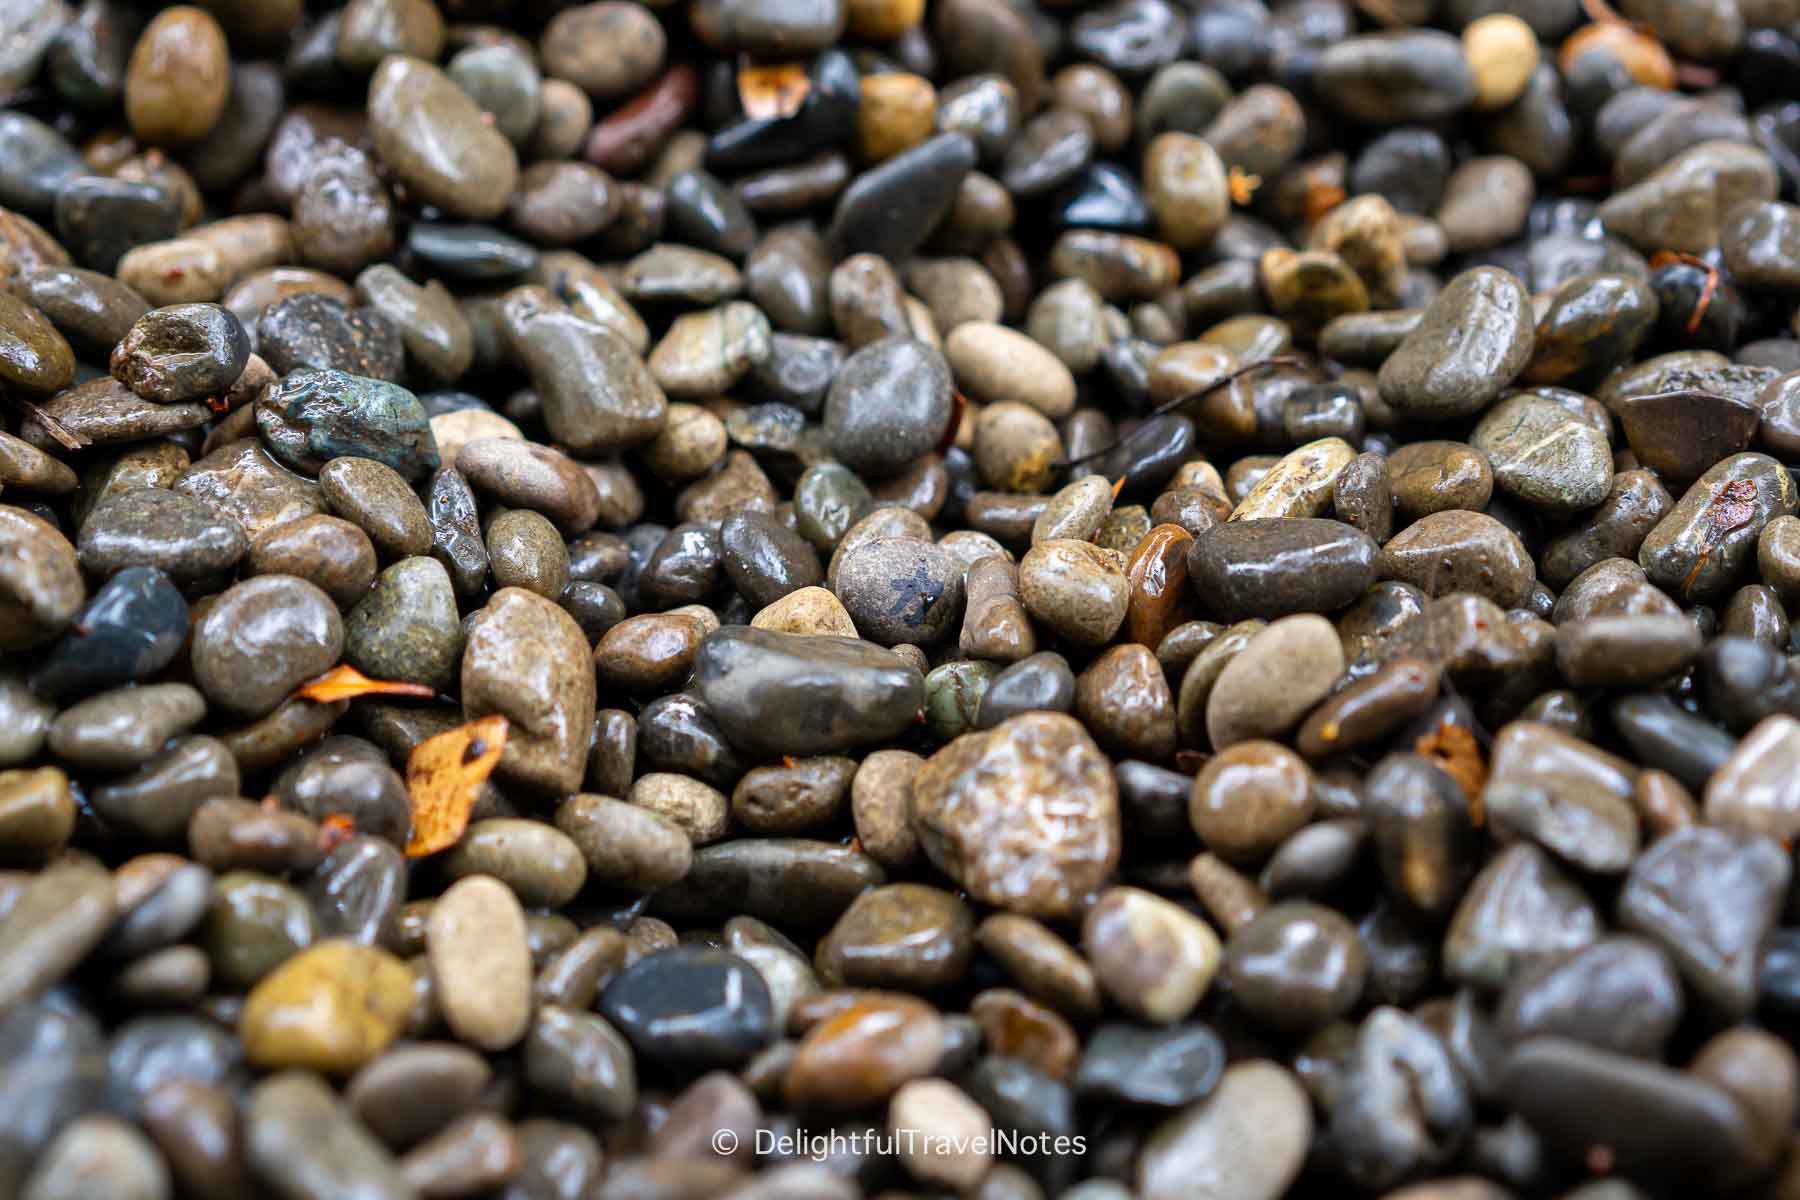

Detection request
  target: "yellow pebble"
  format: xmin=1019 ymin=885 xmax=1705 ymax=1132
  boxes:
xmin=856 ymin=73 xmax=938 ymax=163
xmin=845 ymin=0 xmax=926 ymax=41
xmin=1464 ymin=13 xmax=1541 ymax=111
xmin=239 ymin=940 xmax=414 ymax=1074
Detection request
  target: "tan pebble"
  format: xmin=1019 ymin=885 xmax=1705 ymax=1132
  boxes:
xmin=116 ymin=239 xmax=229 ymax=306
xmin=1017 ymin=539 xmax=1129 ymax=646
xmin=851 ymin=749 xmax=924 ymax=867
xmin=1229 ymin=436 xmax=1357 ymax=521
xmin=890 ymin=1078 xmax=993 ymax=1190
xmin=1205 ymin=614 xmax=1345 ymax=748
xmin=1082 ymin=886 xmax=1221 ymax=1024
xmin=628 ymin=772 xmax=730 ymax=844
xmin=1465 ymin=14 xmax=1540 ymax=111
xmin=857 ymin=73 xmax=938 ymax=162
xmin=751 ymin=586 xmax=859 ymax=637
xmin=945 ymin=321 xmax=1077 ymax=419
xmin=427 ymin=875 xmax=532 ymax=1051
xmin=430 ymin=409 xmax=523 ymax=467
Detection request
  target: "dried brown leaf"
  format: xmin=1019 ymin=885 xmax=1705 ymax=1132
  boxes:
xmin=738 ymin=61 xmax=810 ymax=120
xmin=404 ymin=715 xmax=509 ymax=858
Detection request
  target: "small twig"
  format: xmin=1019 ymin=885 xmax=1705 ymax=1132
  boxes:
xmin=10 ymin=394 xmax=88 ymax=451
xmin=1059 ymin=356 xmax=1308 ymax=470
xmin=1649 ymin=252 xmax=1719 ymax=334
xmin=1356 ymin=0 xmax=1407 ymax=30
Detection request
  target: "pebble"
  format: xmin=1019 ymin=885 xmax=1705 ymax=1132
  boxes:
xmin=1226 ymin=901 xmax=1367 ymax=1033
xmin=29 ymin=567 xmax=185 ymax=701
xmin=1382 ymin=511 xmax=1538 ymax=609
xmin=824 ymin=337 xmax=952 ymax=478
xmin=246 ymin=515 xmax=375 ymax=609
xmin=428 ymin=876 xmax=532 ymax=1051
xmin=1075 ymin=1022 xmax=1224 ymax=1109
xmin=599 ymin=946 xmax=774 ymax=1070
xmin=1599 ymin=141 xmax=1777 ymax=256
xmin=347 ymin=1045 xmax=488 ymax=1152
xmin=1639 ymin=452 xmax=1798 ymax=603
xmin=731 ymin=755 xmax=853 ymax=835
xmin=1206 ymin=614 xmax=1344 ymax=748
xmin=1328 ymin=1007 xmax=1472 ymax=1189
xmin=629 ymin=772 xmax=729 ymax=843
xmin=258 ymin=294 xmax=401 ymax=381
xmin=111 ymin=302 xmax=248 ymax=404
xmin=1555 ymin=614 xmax=1702 ymax=688
xmin=0 ymin=862 xmax=114 ymax=1011
xmin=1497 ymin=935 xmax=1683 ymax=1057
xmin=816 ymin=883 xmax=974 ymax=990
xmin=1137 ymin=1062 xmax=1312 ymax=1200
xmin=124 ymin=6 xmax=229 ymax=146
xmin=1444 ymin=843 xmax=1600 ymax=991
xmin=1503 ymin=1038 xmax=1771 ymax=1190
xmin=1315 ymin=31 xmax=1475 ymax=123
xmin=257 ymin=368 xmax=439 ymax=481
xmin=1230 ymin=436 xmax=1357 ymax=522
xmin=890 ymin=1078 xmax=992 ymax=1189
xmin=1084 ymin=886 xmax=1220 ymax=1024
xmin=368 ymin=55 xmax=518 ymax=221
xmin=12 ymin=266 xmax=147 ymax=357
xmin=833 ymin=536 xmax=963 ymax=646
xmin=246 ymin=1072 xmax=411 ymax=1200
xmin=1437 ymin=157 xmax=1535 ymax=253
xmin=1076 ymin=645 xmax=1175 ymax=759
xmin=828 ymin=131 xmax=975 ymax=262
xmin=1483 ymin=721 xmax=1641 ymax=873
xmin=1470 ymin=392 xmax=1613 ymax=514
xmin=456 ymin=438 xmax=601 ymax=536
xmin=1018 ymin=539 xmax=1129 ymax=646
xmin=239 ymin=941 xmax=413 ymax=1074
xmin=523 ymin=1007 xmax=636 ymax=1124
xmin=783 ymin=994 xmax=943 ymax=1109
xmin=443 ymin=819 xmax=587 ymax=908
xmin=1379 ymin=267 xmax=1533 ymax=419
xmin=1618 ymin=825 xmax=1789 ymax=1020
xmin=462 ymin=588 xmax=595 ymax=796
xmin=911 ymin=713 xmax=1121 ymax=918
xmin=17 ymin=381 xmax=203 ymax=456
xmin=49 ymin=682 xmax=205 ymax=771
xmin=945 ymin=321 xmax=1077 ymax=419
xmin=192 ymin=576 xmax=342 ymax=720
xmin=22 ymin=1117 xmax=169 ymax=1200
xmin=500 ymin=287 xmax=667 ymax=455
xmin=650 ymin=301 xmax=770 ymax=399
xmin=695 ymin=626 xmax=923 ymax=757
xmin=0 ymin=767 xmax=73 ymax=860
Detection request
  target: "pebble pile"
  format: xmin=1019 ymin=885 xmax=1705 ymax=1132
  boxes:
xmin=3 ymin=0 xmax=1800 ymax=1197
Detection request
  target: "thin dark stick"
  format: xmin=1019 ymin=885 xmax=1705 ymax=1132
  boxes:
xmin=1058 ymin=355 xmax=1309 ymax=470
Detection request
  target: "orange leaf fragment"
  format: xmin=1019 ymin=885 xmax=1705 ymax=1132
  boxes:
xmin=292 ymin=664 xmax=437 ymax=704
xmin=738 ymin=61 xmax=810 ymax=120
xmin=404 ymin=715 xmax=508 ymax=858
xmin=1303 ymin=179 xmax=1346 ymax=226
xmin=1227 ymin=166 xmax=1261 ymax=206
xmin=937 ymin=389 xmax=970 ymax=454
xmin=318 ymin=813 xmax=357 ymax=852
xmin=1415 ymin=721 xmax=1488 ymax=825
